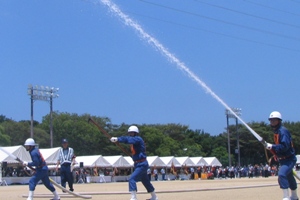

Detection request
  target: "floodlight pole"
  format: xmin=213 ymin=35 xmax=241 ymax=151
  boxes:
xmin=236 ymin=116 xmax=240 ymax=167
xmin=29 ymin=86 xmax=34 ymax=138
xmin=226 ymin=113 xmax=231 ymax=167
xmin=27 ymin=84 xmax=59 ymax=147
xmin=225 ymin=108 xmax=242 ymax=167
xmin=50 ymin=88 xmax=54 ymax=148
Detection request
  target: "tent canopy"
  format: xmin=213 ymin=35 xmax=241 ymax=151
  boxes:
xmin=175 ymin=156 xmax=195 ymax=167
xmin=39 ymin=147 xmax=60 ymax=165
xmin=74 ymin=155 xmax=111 ymax=168
xmin=124 ymin=156 xmax=166 ymax=168
xmin=103 ymin=156 xmax=132 ymax=168
xmin=1 ymin=146 xmax=223 ymax=167
xmin=147 ymin=156 xmax=165 ymax=167
xmin=0 ymin=149 xmax=17 ymax=164
xmin=160 ymin=156 xmax=181 ymax=168
xmin=296 ymin=155 xmax=300 ymax=164
xmin=123 ymin=156 xmax=134 ymax=166
xmin=190 ymin=157 xmax=208 ymax=167
xmin=203 ymin=157 xmax=222 ymax=167
xmin=0 ymin=146 xmax=31 ymax=164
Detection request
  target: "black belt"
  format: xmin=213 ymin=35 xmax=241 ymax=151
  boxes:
xmin=278 ymin=154 xmax=292 ymax=160
xmin=62 ymin=163 xmax=71 ymax=166
xmin=134 ymin=158 xmax=146 ymax=163
xmin=37 ymin=164 xmax=46 ymax=169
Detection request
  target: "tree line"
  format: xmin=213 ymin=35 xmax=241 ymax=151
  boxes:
xmin=1 ymin=113 xmax=300 ymax=167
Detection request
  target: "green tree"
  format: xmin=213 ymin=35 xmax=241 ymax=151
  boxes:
xmin=0 ymin=125 xmax=10 ymax=146
xmin=140 ymin=126 xmax=179 ymax=156
xmin=38 ymin=112 xmax=116 ymax=155
xmin=211 ymin=146 xmax=229 ymax=166
xmin=285 ymin=121 xmax=300 ymax=154
xmin=2 ymin=120 xmax=30 ymax=146
xmin=0 ymin=115 xmax=11 ymax=123
xmin=1 ymin=110 xmax=300 ymax=167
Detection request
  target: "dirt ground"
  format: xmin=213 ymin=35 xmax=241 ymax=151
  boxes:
xmin=0 ymin=176 xmax=293 ymax=200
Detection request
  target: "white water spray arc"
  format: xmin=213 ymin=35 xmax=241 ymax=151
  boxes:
xmin=100 ymin=0 xmax=263 ymax=143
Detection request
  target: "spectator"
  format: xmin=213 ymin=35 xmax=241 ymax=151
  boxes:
xmin=190 ymin=167 xmax=195 ymax=180
xmin=147 ymin=168 xmax=152 ymax=181
xmin=153 ymin=168 xmax=158 ymax=181
xmin=160 ymin=168 xmax=166 ymax=181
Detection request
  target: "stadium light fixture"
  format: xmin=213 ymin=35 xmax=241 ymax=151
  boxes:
xmin=27 ymin=84 xmax=59 ymax=147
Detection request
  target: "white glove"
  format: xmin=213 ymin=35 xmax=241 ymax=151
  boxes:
xmin=23 ymin=161 xmax=28 ymax=166
xmin=265 ymin=143 xmax=273 ymax=150
xmin=110 ymin=137 xmax=118 ymax=143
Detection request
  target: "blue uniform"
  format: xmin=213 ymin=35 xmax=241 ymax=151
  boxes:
xmin=27 ymin=147 xmax=56 ymax=192
xmin=118 ymin=135 xmax=155 ymax=193
xmin=272 ymin=125 xmax=297 ymax=190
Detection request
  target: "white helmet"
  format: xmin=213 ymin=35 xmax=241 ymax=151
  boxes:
xmin=128 ymin=125 xmax=139 ymax=133
xmin=24 ymin=138 xmax=36 ymax=146
xmin=269 ymin=111 xmax=282 ymax=120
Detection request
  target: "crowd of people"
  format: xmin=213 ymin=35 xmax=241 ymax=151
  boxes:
xmin=135 ymin=164 xmax=280 ymax=181
xmin=214 ymin=164 xmax=278 ymax=179
xmin=1 ymin=166 xmax=31 ymax=177
xmin=2 ymin=163 xmax=297 ymax=180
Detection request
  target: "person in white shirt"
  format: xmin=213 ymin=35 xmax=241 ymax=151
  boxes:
xmin=56 ymin=138 xmax=75 ymax=192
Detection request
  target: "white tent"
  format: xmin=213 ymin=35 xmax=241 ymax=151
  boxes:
xmin=296 ymin=155 xmax=300 ymax=164
xmin=123 ymin=156 xmax=134 ymax=166
xmin=160 ymin=156 xmax=181 ymax=168
xmin=203 ymin=157 xmax=222 ymax=167
xmin=0 ymin=149 xmax=17 ymax=164
xmin=190 ymin=157 xmax=208 ymax=167
xmin=74 ymin=155 xmax=111 ymax=168
xmin=175 ymin=157 xmax=195 ymax=167
xmin=103 ymin=156 xmax=132 ymax=168
xmin=39 ymin=147 xmax=60 ymax=165
xmin=0 ymin=145 xmax=31 ymax=163
xmin=123 ymin=156 xmax=166 ymax=168
xmin=147 ymin=156 xmax=166 ymax=167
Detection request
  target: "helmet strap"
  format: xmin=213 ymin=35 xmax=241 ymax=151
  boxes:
xmin=271 ymin=120 xmax=281 ymax=130
xmin=25 ymin=145 xmax=34 ymax=151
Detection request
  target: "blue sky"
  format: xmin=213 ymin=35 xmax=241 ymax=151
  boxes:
xmin=1 ymin=0 xmax=299 ymax=136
